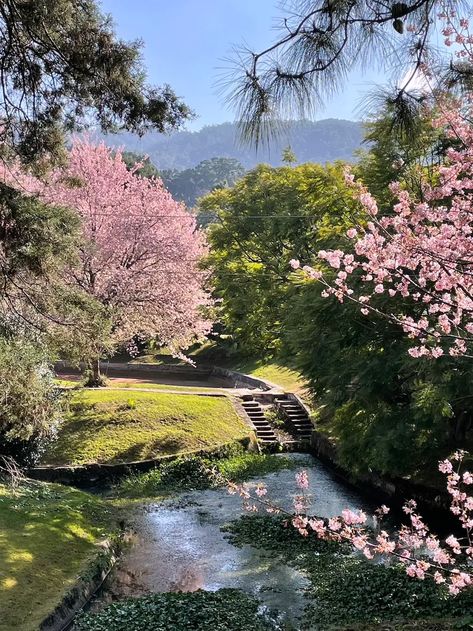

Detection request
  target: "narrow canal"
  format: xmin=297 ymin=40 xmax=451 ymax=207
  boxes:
xmin=95 ymin=453 xmax=376 ymax=627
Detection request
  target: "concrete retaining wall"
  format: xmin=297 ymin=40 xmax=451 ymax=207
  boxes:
xmin=56 ymin=360 xmax=273 ymax=391
xmin=210 ymin=366 xmax=272 ymax=390
xmin=40 ymin=540 xmax=118 ymax=631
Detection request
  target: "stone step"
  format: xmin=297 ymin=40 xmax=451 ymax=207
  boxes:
xmin=288 ymin=421 xmax=310 ymax=428
xmin=285 ymin=412 xmax=308 ymax=419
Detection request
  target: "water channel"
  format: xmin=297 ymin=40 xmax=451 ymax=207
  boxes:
xmin=95 ymin=453 xmax=376 ymax=627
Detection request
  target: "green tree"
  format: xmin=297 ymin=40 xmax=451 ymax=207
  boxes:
xmin=162 ymin=157 xmax=246 ymax=210
xmin=0 ymin=0 xmax=191 ymax=164
xmin=201 ymin=162 xmax=357 ymax=355
xmin=356 ymin=106 xmax=443 ymax=211
xmin=282 ymin=146 xmax=297 ymax=165
xmin=285 ymin=278 xmax=471 ymax=477
xmin=122 ymin=151 xmax=162 ymax=179
xmin=0 ymin=338 xmax=63 ymax=465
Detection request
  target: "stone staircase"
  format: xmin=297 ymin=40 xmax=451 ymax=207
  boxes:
xmin=275 ymin=395 xmax=313 ymax=441
xmin=241 ymin=398 xmax=277 ymax=445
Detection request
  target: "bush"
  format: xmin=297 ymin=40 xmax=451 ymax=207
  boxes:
xmin=0 ymin=339 xmax=63 ymax=465
xmin=75 ymin=589 xmax=276 ymax=631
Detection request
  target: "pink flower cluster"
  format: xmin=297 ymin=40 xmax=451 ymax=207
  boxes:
xmin=229 ymin=454 xmax=473 ymax=595
xmin=298 ymin=105 xmax=473 ymax=358
xmin=0 ymin=139 xmax=212 ymax=352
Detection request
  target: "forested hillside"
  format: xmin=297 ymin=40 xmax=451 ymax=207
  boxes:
xmin=102 ymin=119 xmax=363 ymax=170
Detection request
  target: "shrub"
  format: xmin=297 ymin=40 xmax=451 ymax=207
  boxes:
xmin=0 ymin=339 xmax=63 ymax=465
xmin=117 ymin=446 xmax=298 ymax=498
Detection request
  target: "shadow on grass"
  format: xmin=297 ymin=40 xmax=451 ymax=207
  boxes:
xmin=0 ymin=483 xmax=113 ymax=631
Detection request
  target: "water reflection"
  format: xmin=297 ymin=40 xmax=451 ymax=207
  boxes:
xmin=102 ymin=454 xmax=376 ymax=624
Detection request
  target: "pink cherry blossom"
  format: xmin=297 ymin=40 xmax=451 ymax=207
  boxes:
xmin=0 ymin=138 xmax=211 ymax=353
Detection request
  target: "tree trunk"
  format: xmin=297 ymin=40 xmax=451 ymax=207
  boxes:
xmin=92 ymin=357 xmax=101 ymax=385
xmin=85 ymin=357 xmax=105 ymax=387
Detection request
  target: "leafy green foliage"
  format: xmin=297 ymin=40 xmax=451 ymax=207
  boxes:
xmin=225 ymin=516 xmax=473 ymax=630
xmin=0 ymin=339 xmax=63 ymax=464
xmin=285 ymin=277 xmax=473 ymax=477
xmin=161 ymin=157 xmax=246 ymax=210
xmin=202 ymin=161 xmax=358 ymax=355
xmin=0 ymin=0 xmax=190 ymax=164
xmin=0 ymin=182 xmax=82 ymax=335
xmin=0 ymin=175 xmax=112 ymax=397
xmin=121 ymin=152 xmax=162 ymax=179
xmin=122 ymin=152 xmax=246 ymax=211
xmin=117 ymin=446 xmax=297 ymax=498
xmin=356 ymin=105 xmax=443 ymax=212
xmin=75 ymin=589 xmax=275 ymax=631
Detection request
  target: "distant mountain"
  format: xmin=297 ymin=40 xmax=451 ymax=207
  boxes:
xmin=102 ymin=119 xmax=364 ymax=171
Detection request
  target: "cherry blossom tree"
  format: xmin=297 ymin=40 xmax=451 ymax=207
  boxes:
xmin=1 ymin=139 xmax=211 ymax=382
xmin=289 ymin=14 xmax=473 ymax=359
xmin=294 ymin=105 xmax=473 ymax=360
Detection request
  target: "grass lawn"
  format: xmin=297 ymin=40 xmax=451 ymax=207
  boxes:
xmin=53 ymin=378 xmax=227 ymax=394
xmin=0 ymin=482 xmax=114 ymax=631
xmin=41 ymin=390 xmax=250 ymax=466
xmin=231 ymin=360 xmax=306 ymax=393
xmin=128 ymin=345 xmax=307 ymax=394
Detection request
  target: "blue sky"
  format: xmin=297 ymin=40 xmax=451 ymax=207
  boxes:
xmin=100 ymin=0 xmax=386 ymax=130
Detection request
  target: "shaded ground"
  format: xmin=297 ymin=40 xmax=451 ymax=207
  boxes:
xmin=56 ymin=365 xmax=235 ymax=392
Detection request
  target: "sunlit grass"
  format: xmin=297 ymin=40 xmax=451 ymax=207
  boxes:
xmin=41 ymin=389 xmax=250 ymax=466
xmin=0 ymin=482 xmax=114 ymax=631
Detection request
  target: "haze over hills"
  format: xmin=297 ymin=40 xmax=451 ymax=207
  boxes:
xmin=103 ymin=119 xmax=364 ymax=171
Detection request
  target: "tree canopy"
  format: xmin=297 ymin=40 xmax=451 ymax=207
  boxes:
xmin=3 ymin=139 xmax=211 ymax=374
xmin=0 ymin=0 xmax=191 ymax=163
xmin=202 ymin=161 xmax=357 ymax=355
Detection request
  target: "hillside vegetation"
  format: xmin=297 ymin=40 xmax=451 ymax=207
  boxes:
xmin=102 ymin=119 xmax=363 ymax=170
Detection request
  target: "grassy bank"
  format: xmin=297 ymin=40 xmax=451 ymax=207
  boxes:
xmin=224 ymin=515 xmax=473 ymax=630
xmin=0 ymin=481 xmax=115 ymax=631
xmin=41 ymin=389 xmax=249 ymax=466
xmin=116 ymin=449 xmax=300 ymax=499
